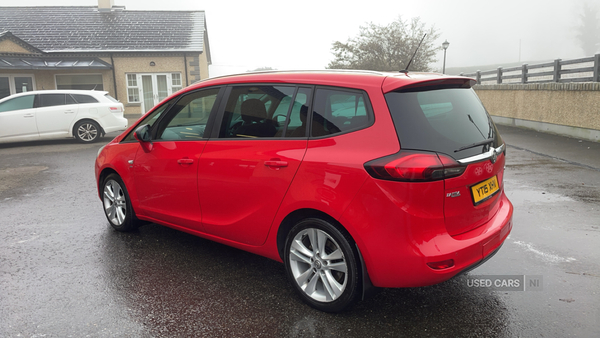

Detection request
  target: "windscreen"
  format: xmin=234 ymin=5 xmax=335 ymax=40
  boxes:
xmin=384 ymin=88 xmax=502 ymax=160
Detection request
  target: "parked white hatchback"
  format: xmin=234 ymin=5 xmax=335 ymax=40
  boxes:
xmin=0 ymin=90 xmax=127 ymax=144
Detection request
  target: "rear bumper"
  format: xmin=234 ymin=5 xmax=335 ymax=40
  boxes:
xmin=339 ymin=179 xmax=513 ymax=288
xmin=100 ymin=116 xmax=128 ymax=134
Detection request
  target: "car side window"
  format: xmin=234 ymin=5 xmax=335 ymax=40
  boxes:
xmin=311 ymin=88 xmax=373 ymax=137
xmin=218 ymin=85 xmax=295 ymax=138
xmin=0 ymin=95 xmax=35 ymax=112
xmin=121 ymin=98 xmax=176 ymax=142
xmin=71 ymin=94 xmax=99 ymax=104
xmin=154 ymin=88 xmax=220 ymax=141
xmin=39 ymin=94 xmax=68 ymax=107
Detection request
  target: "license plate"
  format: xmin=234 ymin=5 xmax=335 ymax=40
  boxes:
xmin=471 ymin=176 xmax=500 ymax=204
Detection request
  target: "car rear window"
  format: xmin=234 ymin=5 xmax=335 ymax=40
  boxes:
xmin=104 ymin=94 xmax=119 ymax=103
xmin=384 ymin=87 xmax=502 ymax=160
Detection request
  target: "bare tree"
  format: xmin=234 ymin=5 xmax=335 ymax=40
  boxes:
xmin=327 ymin=17 xmax=440 ymax=72
xmin=576 ymin=3 xmax=600 ymax=56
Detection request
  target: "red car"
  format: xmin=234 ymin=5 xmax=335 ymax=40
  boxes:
xmin=95 ymin=70 xmax=513 ymax=312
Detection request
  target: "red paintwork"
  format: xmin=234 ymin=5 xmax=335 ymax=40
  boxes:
xmin=95 ymin=70 xmax=513 ymax=289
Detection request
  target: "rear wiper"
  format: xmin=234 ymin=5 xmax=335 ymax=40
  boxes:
xmin=454 ymin=138 xmax=494 ymax=152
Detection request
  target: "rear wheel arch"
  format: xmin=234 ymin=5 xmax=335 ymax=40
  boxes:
xmin=72 ymin=118 xmax=105 ymax=141
xmin=277 ymin=209 xmax=341 ymax=261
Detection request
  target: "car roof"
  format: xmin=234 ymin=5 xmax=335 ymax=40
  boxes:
xmin=190 ymin=70 xmax=474 ymax=93
xmin=0 ymin=90 xmax=108 ymax=101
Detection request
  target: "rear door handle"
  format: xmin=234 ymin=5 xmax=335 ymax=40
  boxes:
xmin=177 ymin=158 xmax=194 ymax=165
xmin=64 ymin=110 xmax=76 ymax=114
xmin=264 ymin=160 xmax=288 ymax=168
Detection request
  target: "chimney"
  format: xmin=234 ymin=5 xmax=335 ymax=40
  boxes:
xmin=98 ymin=0 xmax=115 ymax=11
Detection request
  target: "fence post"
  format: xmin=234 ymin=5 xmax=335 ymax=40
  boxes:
xmin=594 ymin=54 xmax=600 ymax=82
xmin=476 ymin=71 xmax=481 ymax=84
xmin=553 ymin=59 xmax=561 ymax=82
xmin=521 ymin=64 xmax=528 ymax=84
xmin=497 ymin=67 xmax=503 ymax=84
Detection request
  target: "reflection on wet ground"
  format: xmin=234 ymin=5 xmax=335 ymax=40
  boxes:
xmin=101 ymin=224 xmax=512 ymax=337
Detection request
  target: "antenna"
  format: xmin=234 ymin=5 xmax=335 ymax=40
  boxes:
xmin=400 ymin=34 xmax=427 ymax=73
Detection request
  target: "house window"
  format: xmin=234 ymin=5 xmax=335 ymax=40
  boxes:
xmin=172 ymin=73 xmax=182 ymax=93
xmin=125 ymin=73 xmax=183 ymax=112
xmin=56 ymin=74 xmax=103 ymax=90
xmin=0 ymin=75 xmax=35 ymax=100
xmin=127 ymin=74 xmax=140 ymax=102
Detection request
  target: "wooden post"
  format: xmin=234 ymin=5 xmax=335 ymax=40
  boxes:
xmin=553 ymin=59 xmax=561 ymax=82
xmin=497 ymin=67 xmax=503 ymax=84
xmin=521 ymin=64 xmax=528 ymax=84
xmin=476 ymin=71 xmax=481 ymax=84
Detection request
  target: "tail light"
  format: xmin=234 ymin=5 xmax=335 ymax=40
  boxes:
xmin=109 ymin=106 xmax=122 ymax=113
xmin=364 ymin=150 xmax=466 ymax=182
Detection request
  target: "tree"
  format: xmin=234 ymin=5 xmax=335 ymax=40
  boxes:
xmin=576 ymin=3 xmax=600 ymax=56
xmin=327 ymin=17 xmax=440 ymax=72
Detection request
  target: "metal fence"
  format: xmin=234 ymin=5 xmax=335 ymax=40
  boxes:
xmin=460 ymin=55 xmax=600 ymax=85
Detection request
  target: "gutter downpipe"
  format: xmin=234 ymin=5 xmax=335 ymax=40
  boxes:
xmin=110 ymin=53 xmax=118 ymax=100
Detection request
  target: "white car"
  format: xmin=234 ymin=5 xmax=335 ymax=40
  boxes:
xmin=0 ymin=90 xmax=128 ymax=144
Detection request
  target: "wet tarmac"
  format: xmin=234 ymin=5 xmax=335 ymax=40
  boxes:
xmin=1 ymin=126 xmax=599 ymax=337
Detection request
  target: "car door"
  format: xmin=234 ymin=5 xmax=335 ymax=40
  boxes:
xmin=133 ymin=87 xmax=222 ymax=231
xmin=35 ymin=93 xmax=79 ymax=137
xmin=198 ymin=85 xmax=311 ymax=246
xmin=0 ymin=94 xmax=38 ymax=142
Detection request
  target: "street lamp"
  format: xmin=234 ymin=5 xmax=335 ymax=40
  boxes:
xmin=442 ymin=40 xmax=450 ymax=74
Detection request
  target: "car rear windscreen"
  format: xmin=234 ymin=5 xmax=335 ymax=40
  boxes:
xmin=384 ymin=88 xmax=502 ymax=160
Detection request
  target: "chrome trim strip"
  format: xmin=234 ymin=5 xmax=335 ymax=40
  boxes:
xmin=458 ymin=144 xmax=504 ymax=164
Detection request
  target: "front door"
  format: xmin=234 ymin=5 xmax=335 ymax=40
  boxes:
xmin=0 ymin=94 xmax=38 ymax=142
xmin=141 ymin=74 xmax=170 ymax=113
xmin=133 ymin=87 xmax=221 ymax=231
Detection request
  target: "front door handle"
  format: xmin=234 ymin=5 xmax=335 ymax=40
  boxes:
xmin=177 ymin=158 xmax=194 ymax=165
xmin=23 ymin=114 xmax=34 ymax=118
xmin=264 ymin=160 xmax=288 ymax=168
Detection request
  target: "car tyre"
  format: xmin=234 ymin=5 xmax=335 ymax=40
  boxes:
xmin=102 ymin=174 xmax=141 ymax=232
xmin=284 ymin=218 xmax=360 ymax=312
xmin=74 ymin=120 xmax=101 ymax=143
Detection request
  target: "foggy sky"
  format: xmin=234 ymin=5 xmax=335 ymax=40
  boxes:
xmin=1 ymin=0 xmax=595 ymax=76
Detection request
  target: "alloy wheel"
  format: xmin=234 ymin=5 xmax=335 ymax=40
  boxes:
xmin=103 ymin=179 xmax=127 ymax=226
xmin=288 ymin=228 xmax=348 ymax=302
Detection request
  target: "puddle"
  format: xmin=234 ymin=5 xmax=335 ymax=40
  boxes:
xmin=504 ymin=180 xmax=574 ymax=205
xmin=0 ymin=166 xmax=49 ymax=194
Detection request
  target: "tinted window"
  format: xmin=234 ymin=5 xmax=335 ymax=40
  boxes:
xmin=218 ymin=85 xmax=295 ymax=138
xmin=72 ymin=94 xmax=99 ymax=104
xmin=0 ymin=95 xmax=35 ymax=112
xmin=384 ymin=88 xmax=501 ymax=160
xmin=311 ymin=88 xmax=373 ymax=137
xmin=156 ymin=88 xmax=220 ymax=141
xmin=39 ymin=94 xmax=66 ymax=107
xmin=281 ymin=88 xmax=311 ymax=138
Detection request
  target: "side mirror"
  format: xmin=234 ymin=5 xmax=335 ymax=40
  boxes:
xmin=134 ymin=124 xmax=153 ymax=152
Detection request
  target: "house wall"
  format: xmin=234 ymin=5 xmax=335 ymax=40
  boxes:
xmin=110 ymin=53 xmax=208 ymax=117
xmin=0 ymin=39 xmax=33 ymax=54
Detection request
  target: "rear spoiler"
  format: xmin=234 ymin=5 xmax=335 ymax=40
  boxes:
xmin=382 ymin=77 xmax=477 ymax=94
